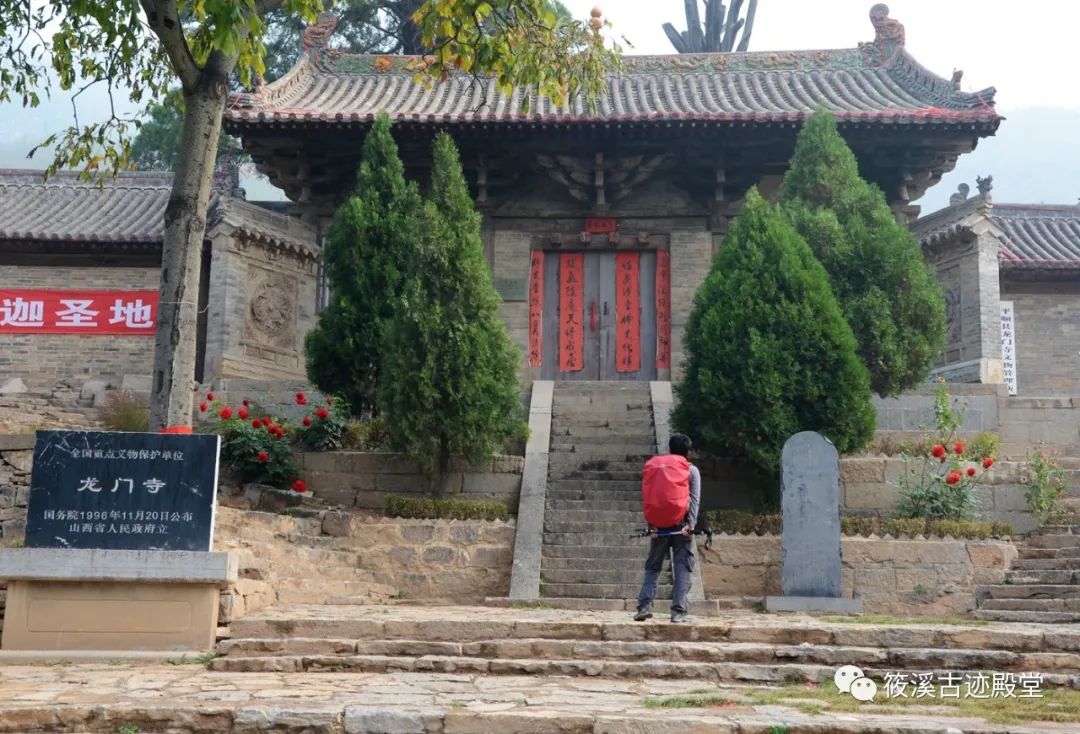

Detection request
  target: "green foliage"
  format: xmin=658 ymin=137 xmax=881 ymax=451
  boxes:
xmin=1025 ymin=447 xmax=1069 ymax=523
xmin=305 ymin=114 xmax=425 ymax=415
xmin=343 ymin=417 xmax=391 ymax=451
xmin=294 ymin=396 xmax=351 ymax=450
xmin=98 ymin=391 xmax=149 ymax=432
xmin=383 ymin=494 xmax=509 ymax=521
xmin=130 ymin=93 xmax=234 ymax=171
xmin=672 ymin=188 xmax=875 ymax=485
xmin=378 ymin=133 xmax=526 ymax=475
xmin=197 ymin=398 xmax=299 ymax=488
xmin=963 ymin=432 xmax=1001 ymax=462
xmin=704 ymin=510 xmax=1010 ymax=539
xmin=780 ymin=109 xmax=947 ymax=397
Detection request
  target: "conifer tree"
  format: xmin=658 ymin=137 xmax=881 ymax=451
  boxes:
xmin=305 ymin=114 xmax=423 ymax=414
xmin=379 ymin=133 xmax=526 ymax=476
xmin=672 ymin=188 xmax=875 ymax=484
xmin=780 ymin=109 xmax=946 ymax=397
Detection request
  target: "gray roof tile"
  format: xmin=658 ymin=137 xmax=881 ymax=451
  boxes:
xmin=993 ymin=205 xmax=1080 ymax=269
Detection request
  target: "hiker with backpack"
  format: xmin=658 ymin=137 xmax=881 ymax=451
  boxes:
xmin=635 ymin=433 xmax=700 ymax=624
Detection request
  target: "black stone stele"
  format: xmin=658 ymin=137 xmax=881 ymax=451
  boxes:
xmin=24 ymin=431 xmax=221 ymax=552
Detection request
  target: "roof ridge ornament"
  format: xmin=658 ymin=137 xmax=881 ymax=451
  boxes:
xmin=302 ymin=12 xmax=338 ymax=53
xmin=860 ymin=4 xmax=905 ymax=66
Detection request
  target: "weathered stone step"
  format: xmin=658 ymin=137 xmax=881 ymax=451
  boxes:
xmin=546 ymin=498 xmax=642 ymax=512
xmin=1011 ymin=557 xmax=1080 ymax=571
xmin=544 ymin=510 xmax=644 ymax=524
xmin=1005 ymin=569 xmax=1080 ymax=585
xmin=549 ymin=442 xmax=657 ymax=455
xmin=215 ymin=636 xmax=1080 ymax=674
xmin=542 ymin=582 xmax=667 ymax=598
xmin=542 ymin=544 xmax=646 ymax=559
xmin=1035 ymin=524 xmax=1080 ymax=536
xmin=980 ymin=597 xmax=1080 ymax=612
xmin=1025 ymin=534 xmax=1080 ymax=549
xmin=552 ymin=423 xmax=655 ymax=435
xmin=982 ymin=584 xmax=1080 ymax=599
xmin=975 ymin=609 xmax=1080 ymax=623
xmin=548 ymin=479 xmax=641 ymax=492
xmin=544 ymin=521 xmax=643 ymax=535
xmin=540 ymin=568 xmax=658 ymax=585
xmin=483 ymin=596 xmax=757 ymax=613
xmin=540 ymin=556 xmax=655 ymax=571
xmin=542 ymin=532 xmax=650 ymax=546
xmin=548 ymin=468 xmax=642 ymax=482
xmin=209 ymin=653 xmax=1080 ymax=687
xmin=1018 ymin=546 xmax=1080 ymax=559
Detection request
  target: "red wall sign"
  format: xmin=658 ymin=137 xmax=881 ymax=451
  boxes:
xmin=0 ymin=289 xmax=159 ymax=335
xmin=615 ymin=252 xmax=641 ymax=373
xmin=585 ymin=218 xmax=617 ymax=234
xmin=528 ymin=252 xmax=544 ymax=367
xmin=656 ymin=251 xmax=672 ymax=370
xmin=558 ymin=254 xmax=584 ymax=373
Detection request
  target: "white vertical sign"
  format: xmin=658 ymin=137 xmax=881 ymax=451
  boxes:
xmin=1000 ymin=301 xmax=1017 ymax=396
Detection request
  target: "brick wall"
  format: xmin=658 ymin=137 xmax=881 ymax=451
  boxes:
xmin=669 ymin=230 xmax=712 ymax=381
xmin=1005 ymin=281 xmax=1080 ymax=395
xmin=0 ymin=265 xmax=159 ymax=387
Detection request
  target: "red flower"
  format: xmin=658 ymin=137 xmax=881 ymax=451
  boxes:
xmin=295 ymin=391 xmax=307 ymax=405
xmin=199 ymin=402 xmax=208 ymax=413
xmin=315 ymin=407 xmax=330 ymax=420
xmin=257 ymin=451 xmax=269 ymax=463
xmin=238 ymin=407 xmax=249 ymax=420
xmin=983 ymin=457 xmax=995 ymax=469
xmin=931 ymin=444 xmax=946 ymax=459
xmin=206 ymin=391 xmax=214 ymax=401
xmin=262 ymin=416 xmax=272 ymax=427
xmin=292 ymin=479 xmax=307 ymax=494
xmin=954 ymin=441 xmax=965 ymax=456
xmin=302 ymin=416 xmax=312 ymax=427
xmin=219 ymin=406 xmax=233 ymax=420
xmin=945 ymin=470 xmax=962 ymax=485
xmin=251 ymin=419 xmax=262 ymax=429
xmin=966 ymin=466 xmax=977 ymax=477
xmin=242 ymin=399 xmax=250 ymax=407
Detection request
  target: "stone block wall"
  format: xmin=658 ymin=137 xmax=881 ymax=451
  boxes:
xmin=700 ymin=535 xmax=1017 ymax=616
xmin=0 ymin=435 xmax=32 ymax=545
xmin=0 ymin=265 xmax=159 ymax=387
xmin=1005 ymin=282 xmax=1080 ymax=396
xmin=298 ymin=451 xmax=524 ymax=511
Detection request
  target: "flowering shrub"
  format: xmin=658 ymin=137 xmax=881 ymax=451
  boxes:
xmin=1025 ymin=447 xmax=1069 ymax=524
xmin=196 ymin=391 xmax=301 ymax=490
xmin=293 ymin=394 xmax=349 ymax=450
xmin=893 ymin=382 xmax=996 ymax=521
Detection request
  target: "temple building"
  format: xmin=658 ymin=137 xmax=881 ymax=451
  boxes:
xmin=0 ymin=169 xmax=318 ymax=392
xmin=224 ymin=4 xmax=1000 ymax=386
xmin=916 ymin=179 xmax=1080 ymax=396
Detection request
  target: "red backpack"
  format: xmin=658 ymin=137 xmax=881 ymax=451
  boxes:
xmin=641 ymin=454 xmax=691 ymax=528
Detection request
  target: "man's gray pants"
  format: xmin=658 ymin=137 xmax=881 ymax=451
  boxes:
xmin=636 ymin=533 xmax=695 ymax=614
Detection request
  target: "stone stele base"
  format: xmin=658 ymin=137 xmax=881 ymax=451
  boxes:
xmin=764 ymin=595 xmax=864 ymax=614
xmin=0 ymin=548 xmax=237 ymax=652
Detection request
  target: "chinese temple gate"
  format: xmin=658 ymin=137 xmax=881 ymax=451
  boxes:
xmin=225 ymin=4 xmax=1000 ymax=384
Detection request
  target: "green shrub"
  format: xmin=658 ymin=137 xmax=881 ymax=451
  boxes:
xmin=780 ymin=109 xmax=946 ymax=397
xmin=963 ymin=433 xmax=1000 ymax=462
xmin=343 ymin=416 xmax=390 ymax=451
xmin=294 ymin=395 xmax=350 ymax=450
xmin=383 ymin=494 xmax=509 ymax=522
xmin=305 ymin=113 xmax=425 ymax=415
xmin=1025 ymin=447 xmax=1069 ymax=524
xmin=705 ymin=510 xmax=1009 ymax=539
xmin=673 ymin=187 xmax=875 ymax=489
xmin=98 ymin=391 xmax=149 ymax=432
xmin=379 ymin=133 xmax=526 ymax=475
xmin=197 ymin=395 xmax=299 ymax=489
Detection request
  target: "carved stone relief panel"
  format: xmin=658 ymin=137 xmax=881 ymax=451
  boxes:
xmin=244 ymin=267 xmax=298 ymax=351
xmin=940 ymin=267 xmax=962 ymax=348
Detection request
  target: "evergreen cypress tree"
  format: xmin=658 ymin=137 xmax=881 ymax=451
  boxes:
xmin=672 ymin=188 xmax=875 ymax=485
xmin=304 ymin=113 xmax=423 ymax=414
xmin=379 ymin=133 xmax=526 ymax=476
xmin=780 ymin=109 xmax=946 ymax=397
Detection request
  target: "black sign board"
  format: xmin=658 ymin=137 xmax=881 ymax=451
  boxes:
xmin=25 ymin=430 xmax=221 ymax=551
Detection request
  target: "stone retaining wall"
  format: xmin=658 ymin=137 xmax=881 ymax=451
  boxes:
xmin=701 ymin=535 xmax=1017 ymax=617
xmin=298 ymin=451 xmax=524 ymax=511
xmin=0 ymin=435 xmax=32 ymax=545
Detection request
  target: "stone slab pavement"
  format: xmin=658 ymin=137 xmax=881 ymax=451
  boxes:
xmin=0 ymin=664 xmax=1075 ymax=734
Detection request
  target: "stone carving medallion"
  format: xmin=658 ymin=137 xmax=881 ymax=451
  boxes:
xmin=245 ymin=270 xmax=298 ymax=350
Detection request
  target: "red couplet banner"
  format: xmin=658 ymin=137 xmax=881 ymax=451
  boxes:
xmin=559 ymin=254 xmax=584 ymax=373
xmin=615 ymin=252 xmax=641 ymax=373
xmin=0 ymin=289 xmax=159 ymax=335
xmin=528 ymin=252 xmax=544 ymax=367
xmin=656 ymin=251 xmax=672 ymax=369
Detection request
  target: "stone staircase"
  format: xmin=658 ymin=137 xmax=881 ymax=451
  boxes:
xmin=976 ymin=524 xmax=1080 ymax=623
xmin=540 ymin=382 xmax=670 ymax=601
xmin=211 ymin=604 xmax=1080 ymax=687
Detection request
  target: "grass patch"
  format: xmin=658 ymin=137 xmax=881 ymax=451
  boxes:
xmin=820 ymin=615 xmax=991 ymax=627
xmin=383 ymin=494 xmax=509 ymax=522
xmin=739 ymin=682 xmax=1080 ymax=725
xmin=643 ymin=694 xmax=736 ymax=709
xmin=704 ymin=511 xmax=1011 ymax=540
xmin=166 ymin=651 xmax=220 ymax=666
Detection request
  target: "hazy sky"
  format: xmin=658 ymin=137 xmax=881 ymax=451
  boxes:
xmin=2 ymin=1 xmax=1077 ymax=210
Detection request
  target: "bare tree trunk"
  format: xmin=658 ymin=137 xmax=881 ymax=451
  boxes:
xmin=149 ymin=53 xmax=231 ymax=431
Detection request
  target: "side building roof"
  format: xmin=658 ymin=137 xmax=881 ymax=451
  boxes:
xmin=224 ymin=5 xmax=999 ymax=133
xmin=0 ymin=169 xmax=317 ymax=258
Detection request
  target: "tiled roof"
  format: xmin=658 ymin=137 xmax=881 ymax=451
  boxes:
xmin=0 ymin=169 xmax=317 ymax=256
xmin=993 ymin=204 xmax=1080 ymax=269
xmin=225 ymin=12 xmax=998 ymax=130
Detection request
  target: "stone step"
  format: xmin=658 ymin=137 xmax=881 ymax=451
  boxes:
xmin=483 ymin=596 xmax=758 ymax=613
xmin=981 ymin=584 xmax=1080 ymax=599
xmin=1005 ymin=569 xmax=1080 ymax=585
xmin=1010 ymin=557 xmax=1080 ymax=571
xmin=551 ymin=423 xmax=655 ymax=436
xmin=980 ymin=597 xmax=1080 ymax=612
xmin=544 ymin=510 xmax=644 ymax=524
xmin=542 ymin=582 xmax=669 ymax=598
xmin=543 ymin=531 xmax=651 ymax=546
xmin=540 ymin=568 xmax=661 ymax=585
xmin=208 ymin=652 xmax=1080 ymax=686
xmin=975 ymin=609 xmax=1080 ymax=623
xmin=546 ymin=498 xmax=642 ymax=512
xmin=544 ymin=520 xmax=643 ymax=535
xmin=548 ymin=468 xmax=643 ymax=482
xmin=1035 ymin=525 xmax=1080 ymax=536
xmin=542 ymin=544 xmax=646 ymax=559
xmin=540 ymin=556 xmax=655 ymax=571
xmin=549 ymin=440 xmax=657 ymax=454
xmin=547 ymin=479 xmax=641 ymax=492
xmin=1018 ymin=546 xmax=1080 ymax=559
xmin=1025 ymin=534 xmax=1080 ymax=549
